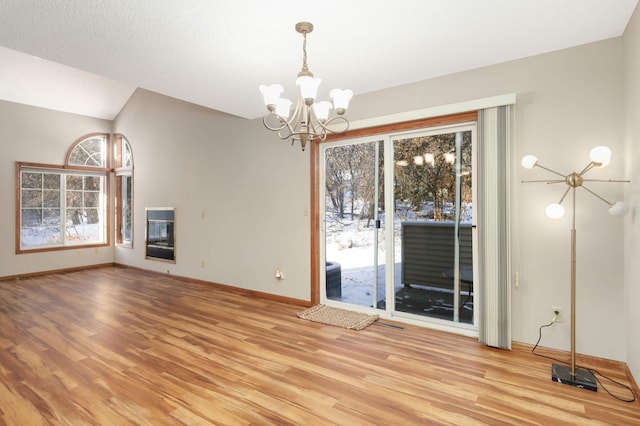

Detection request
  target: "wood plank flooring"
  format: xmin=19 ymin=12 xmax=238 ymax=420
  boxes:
xmin=0 ymin=266 xmax=638 ymax=425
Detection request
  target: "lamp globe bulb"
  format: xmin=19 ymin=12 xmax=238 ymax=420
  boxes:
xmin=608 ymin=201 xmax=627 ymax=216
xmin=521 ymin=155 xmax=538 ymax=169
xmin=545 ymin=203 xmax=565 ymax=219
xmin=589 ymin=146 xmax=611 ymax=168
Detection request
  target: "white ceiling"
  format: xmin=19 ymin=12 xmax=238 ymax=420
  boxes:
xmin=0 ymin=0 xmax=637 ymax=121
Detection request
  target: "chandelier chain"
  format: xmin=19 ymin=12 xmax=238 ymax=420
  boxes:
xmin=303 ymin=31 xmax=308 ymax=73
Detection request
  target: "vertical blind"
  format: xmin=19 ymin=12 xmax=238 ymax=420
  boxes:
xmin=478 ymin=106 xmax=512 ymax=349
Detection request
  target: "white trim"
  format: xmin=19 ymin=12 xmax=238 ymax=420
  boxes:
xmin=348 ymin=93 xmax=517 ymax=131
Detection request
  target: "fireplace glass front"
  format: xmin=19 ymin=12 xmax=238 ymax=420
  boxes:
xmin=145 ymin=208 xmax=175 ymax=262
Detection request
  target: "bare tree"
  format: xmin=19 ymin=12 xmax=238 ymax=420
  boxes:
xmin=393 ymin=132 xmax=472 ymax=221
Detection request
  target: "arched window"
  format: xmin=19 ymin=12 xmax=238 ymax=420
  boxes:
xmin=114 ymin=134 xmax=134 ymax=247
xmin=66 ymin=134 xmax=109 ymax=168
xmin=17 ymin=134 xmax=110 ymax=253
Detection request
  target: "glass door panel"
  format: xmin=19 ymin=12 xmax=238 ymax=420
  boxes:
xmin=323 ymin=140 xmax=385 ymax=309
xmin=392 ymin=130 xmax=474 ymax=324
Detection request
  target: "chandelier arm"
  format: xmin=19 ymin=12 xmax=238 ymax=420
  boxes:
xmin=274 ymin=114 xmax=296 ymax=141
xmin=577 ymin=162 xmax=596 ymax=177
xmin=534 ymin=163 xmax=566 ymax=178
xmin=277 ymin=126 xmax=294 ymax=141
xmin=290 ymin=102 xmax=328 ymax=142
xmin=289 ymin=95 xmax=315 ymax=136
xmin=582 ymin=178 xmax=631 ymax=183
xmin=302 ymin=103 xmax=320 ymax=140
xmin=317 ymin=115 xmax=351 ymax=134
xmin=521 ymin=179 xmax=566 ymax=184
xmin=262 ymin=113 xmax=289 ymax=133
xmin=289 ymin=92 xmax=306 ymax=126
xmin=557 ymin=186 xmax=572 ymax=205
xmin=580 ymin=185 xmax=614 ymax=206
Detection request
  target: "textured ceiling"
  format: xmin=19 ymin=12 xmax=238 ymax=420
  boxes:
xmin=0 ymin=0 xmax=637 ymax=120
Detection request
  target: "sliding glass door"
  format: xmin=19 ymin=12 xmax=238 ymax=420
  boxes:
xmin=322 ymin=139 xmax=385 ymax=310
xmin=392 ymin=129 xmax=475 ymax=324
xmin=321 ymin=123 xmax=477 ymax=328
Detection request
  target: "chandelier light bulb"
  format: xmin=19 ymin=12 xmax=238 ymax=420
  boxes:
xmin=275 ymin=98 xmax=292 ymax=118
xmin=521 ymin=155 xmax=538 ymax=169
xmin=589 ymin=146 xmax=611 ymax=168
xmin=413 ymin=155 xmax=424 ymax=166
xmin=296 ymin=76 xmax=321 ymax=102
xmin=608 ymin=201 xmax=627 ymax=216
xmin=259 ymin=84 xmax=284 ymax=107
xmin=330 ymin=89 xmax=353 ymax=114
xmin=546 ymin=203 xmax=565 ymax=219
xmin=312 ymin=101 xmax=332 ymax=122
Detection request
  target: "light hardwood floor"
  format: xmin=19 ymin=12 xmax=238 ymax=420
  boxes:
xmin=0 ymin=266 xmax=638 ymax=425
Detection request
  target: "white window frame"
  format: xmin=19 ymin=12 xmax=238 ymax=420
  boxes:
xmin=17 ymin=165 xmax=108 ymax=252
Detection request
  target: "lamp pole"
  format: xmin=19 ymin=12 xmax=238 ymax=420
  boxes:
xmin=570 ymin=185 xmax=577 ymax=378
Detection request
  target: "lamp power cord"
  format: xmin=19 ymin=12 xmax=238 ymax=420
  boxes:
xmin=532 ymin=315 xmax=637 ymax=403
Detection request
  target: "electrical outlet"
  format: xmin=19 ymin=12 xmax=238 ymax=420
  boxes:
xmin=552 ymin=307 xmax=563 ymax=323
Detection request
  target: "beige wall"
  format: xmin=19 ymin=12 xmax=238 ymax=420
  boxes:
xmin=345 ymin=39 xmax=626 ymax=361
xmin=1 ymin=35 xmax=632 ymax=365
xmin=623 ymin=3 xmax=640 ymax=384
xmin=112 ymin=90 xmax=313 ymax=301
xmin=0 ymin=101 xmax=113 ymax=275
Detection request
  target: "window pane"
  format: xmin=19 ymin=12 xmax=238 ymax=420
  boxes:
xmin=43 ymin=190 xmax=60 ymax=208
xmin=124 ymin=140 xmax=133 ymax=168
xmin=20 ymin=170 xmax=64 ymax=249
xmin=392 ymin=130 xmax=475 ymax=324
xmin=21 ymin=207 xmax=62 ymax=248
xmin=68 ymin=136 xmax=106 ymax=167
xmin=22 ymin=172 xmax=42 ymax=188
xmin=66 ymin=210 xmax=102 ymax=244
xmin=21 ymin=190 xmax=42 ymax=207
xmin=85 ymin=208 xmax=100 ymax=224
xmin=64 ymin=174 xmax=104 ymax=245
xmin=43 ymin=208 xmax=61 ymax=223
xmin=43 ymin=173 xmax=60 ymax=189
xmin=66 ymin=191 xmax=83 ymax=208
xmin=122 ymin=175 xmax=133 ymax=244
xmin=21 ymin=209 xmax=41 ymax=227
xmin=66 ymin=175 xmax=83 ymax=190
xmin=84 ymin=176 xmax=101 ymax=190
xmin=84 ymin=191 xmax=99 ymax=208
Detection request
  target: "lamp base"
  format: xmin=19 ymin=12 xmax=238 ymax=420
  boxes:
xmin=551 ymin=363 xmax=597 ymax=391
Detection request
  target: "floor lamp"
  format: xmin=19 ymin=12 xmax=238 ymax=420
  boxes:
xmin=521 ymin=146 xmax=629 ymax=391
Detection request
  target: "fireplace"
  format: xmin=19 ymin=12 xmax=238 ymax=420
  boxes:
xmin=145 ymin=208 xmax=175 ymax=262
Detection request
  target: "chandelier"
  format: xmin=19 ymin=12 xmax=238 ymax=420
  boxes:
xmin=259 ymin=22 xmax=353 ymax=151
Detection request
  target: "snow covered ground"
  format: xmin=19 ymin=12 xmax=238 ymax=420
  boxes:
xmin=324 ymin=202 xmax=473 ymax=309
